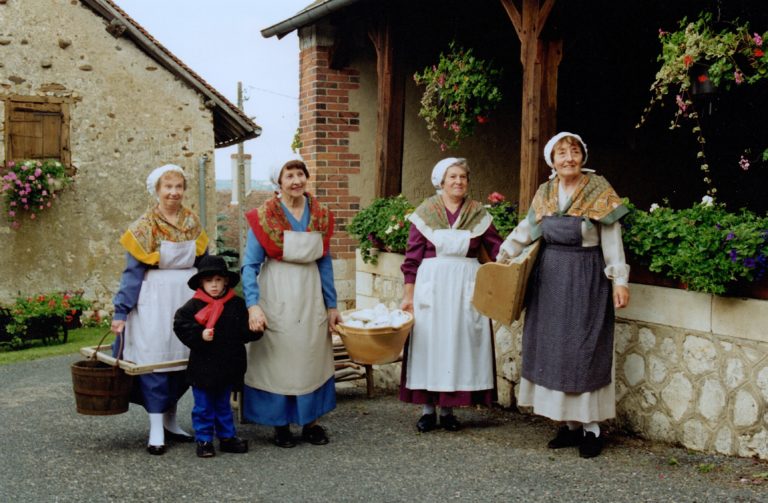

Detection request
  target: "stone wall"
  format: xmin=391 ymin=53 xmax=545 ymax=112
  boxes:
xmin=0 ymin=0 xmax=217 ymax=308
xmin=355 ymin=251 xmax=768 ymax=460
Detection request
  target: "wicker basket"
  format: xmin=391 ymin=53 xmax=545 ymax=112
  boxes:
xmin=334 ymin=310 xmax=413 ymax=365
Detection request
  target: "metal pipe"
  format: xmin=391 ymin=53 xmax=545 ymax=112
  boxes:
xmin=198 ymin=154 xmax=208 ymax=228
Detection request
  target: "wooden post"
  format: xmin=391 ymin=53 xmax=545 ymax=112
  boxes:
xmin=368 ymin=9 xmax=405 ymax=198
xmin=500 ymin=0 xmax=559 ymax=213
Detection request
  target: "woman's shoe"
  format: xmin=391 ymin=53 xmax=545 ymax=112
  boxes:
xmin=164 ymin=429 xmax=194 ymax=443
xmin=273 ymin=426 xmax=296 ymax=448
xmin=547 ymin=426 xmax=583 ymax=449
xmin=416 ymin=413 xmax=438 ymax=433
xmin=439 ymin=414 xmax=462 ymax=432
xmin=146 ymin=444 xmax=166 ymax=456
xmin=301 ymin=424 xmax=329 ymax=445
xmin=579 ymin=432 xmax=604 ymax=458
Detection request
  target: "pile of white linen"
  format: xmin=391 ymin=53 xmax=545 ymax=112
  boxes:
xmin=340 ymin=303 xmax=411 ymax=329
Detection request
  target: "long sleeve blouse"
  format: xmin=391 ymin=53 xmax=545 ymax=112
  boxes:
xmin=401 ymin=204 xmax=504 ymax=284
xmin=241 ymin=200 xmax=337 ymax=309
xmin=498 ymin=183 xmax=630 ymax=286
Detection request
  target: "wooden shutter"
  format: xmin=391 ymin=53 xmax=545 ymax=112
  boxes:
xmin=7 ymin=101 xmax=63 ymax=161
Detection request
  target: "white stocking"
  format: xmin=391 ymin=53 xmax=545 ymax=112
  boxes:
xmin=583 ymin=421 xmax=601 ymax=437
xmin=148 ymin=413 xmax=165 ymax=446
xmin=162 ymin=404 xmax=190 ymax=436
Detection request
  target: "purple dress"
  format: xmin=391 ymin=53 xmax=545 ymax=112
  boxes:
xmin=399 ymin=204 xmax=503 ymax=407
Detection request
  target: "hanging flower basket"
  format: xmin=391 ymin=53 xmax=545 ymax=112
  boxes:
xmin=414 ymin=42 xmax=503 ymax=151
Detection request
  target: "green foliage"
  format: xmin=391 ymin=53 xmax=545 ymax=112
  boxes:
xmin=622 ymin=199 xmax=768 ymax=295
xmin=414 ymin=42 xmax=503 ymax=151
xmin=638 ymin=12 xmax=768 ymax=191
xmin=484 ymin=192 xmax=519 ymax=237
xmin=5 ymin=291 xmax=92 ymax=337
xmin=291 ymin=127 xmax=303 ymax=153
xmin=1 ymin=159 xmax=73 ymax=229
xmin=348 ymin=195 xmax=415 ymax=265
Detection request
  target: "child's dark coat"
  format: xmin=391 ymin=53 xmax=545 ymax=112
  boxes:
xmin=174 ymin=294 xmax=261 ymax=392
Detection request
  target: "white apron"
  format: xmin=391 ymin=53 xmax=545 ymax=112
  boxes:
xmin=124 ymin=240 xmax=195 ymax=372
xmin=406 ymin=229 xmax=494 ymax=391
xmin=244 ymin=231 xmax=334 ymax=395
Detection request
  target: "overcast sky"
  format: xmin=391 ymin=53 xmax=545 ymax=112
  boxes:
xmin=116 ymin=0 xmax=310 ymax=180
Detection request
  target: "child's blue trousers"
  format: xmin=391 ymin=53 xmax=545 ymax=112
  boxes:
xmin=191 ymin=386 xmax=236 ymax=442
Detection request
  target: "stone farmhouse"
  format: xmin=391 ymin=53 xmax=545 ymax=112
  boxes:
xmin=0 ymin=0 xmax=259 ymax=307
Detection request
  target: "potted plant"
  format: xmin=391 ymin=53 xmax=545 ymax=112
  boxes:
xmin=348 ymin=195 xmax=415 ymax=265
xmin=5 ymin=292 xmax=90 ymax=346
xmin=622 ymin=198 xmax=768 ymax=296
xmin=414 ymin=42 xmax=503 ymax=151
xmin=638 ymin=11 xmax=768 ymax=194
xmin=1 ymin=159 xmax=74 ymax=229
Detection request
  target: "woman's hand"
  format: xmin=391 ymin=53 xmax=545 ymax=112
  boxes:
xmin=613 ymin=285 xmax=630 ymax=309
xmin=400 ymin=283 xmax=415 ymax=314
xmin=248 ymin=305 xmax=268 ymax=332
xmin=110 ymin=319 xmax=125 ymax=335
xmin=327 ymin=308 xmax=342 ymax=333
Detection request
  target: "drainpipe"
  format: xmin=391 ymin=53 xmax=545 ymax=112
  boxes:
xmin=198 ymin=154 xmax=208 ymax=228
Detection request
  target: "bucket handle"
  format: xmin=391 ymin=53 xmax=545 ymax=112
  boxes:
xmin=92 ymin=329 xmax=126 ymax=371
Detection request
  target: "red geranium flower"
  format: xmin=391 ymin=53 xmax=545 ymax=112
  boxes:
xmin=755 ymin=48 xmax=765 ymax=58
xmin=683 ymin=55 xmax=693 ymax=67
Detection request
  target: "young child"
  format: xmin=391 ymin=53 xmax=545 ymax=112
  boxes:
xmin=174 ymin=255 xmax=262 ymax=458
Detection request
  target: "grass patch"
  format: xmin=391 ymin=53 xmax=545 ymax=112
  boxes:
xmin=0 ymin=326 xmax=112 ymax=366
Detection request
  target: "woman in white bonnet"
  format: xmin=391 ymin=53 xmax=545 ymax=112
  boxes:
xmin=399 ymin=157 xmax=503 ymax=433
xmin=111 ymin=164 xmax=209 ymax=455
xmin=497 ymin=132 xmax=630 ymax=458
xmin=241 ymin=156 xmax=340 ymax=448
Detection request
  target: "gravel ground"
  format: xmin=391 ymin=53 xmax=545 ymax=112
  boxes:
xmin=1 ymin=354 xmax=767 ymax=502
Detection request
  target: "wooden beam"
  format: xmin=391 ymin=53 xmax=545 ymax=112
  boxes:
xmin=503 ymin=0 xmax=559 ymax=213
xmin=367 ymin=10 xmax=405 ymax=198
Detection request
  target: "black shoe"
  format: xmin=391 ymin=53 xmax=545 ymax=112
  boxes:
xmin=416 ymin=413 xmax=438 ymax=433
xmin=219 ymin=437 xmax=248 ymax=453
xmin=302 ymin=424 xmax=329 ymax=445
xmin=439 ymin=414 xmax=462 ymax=432
xmin=146 ymin=444 xmax=166 ymax=456
xmin=273 ymin=425 xmax=296 ymax=448
xmin=164 ymin=429 xmax=194 ymax=443
xmin=196 ymin=441 xmax=215 ymax=458
xmin=579 ymin=432 xmax=604 ymax=458
xmin=547 ymin=426 xmax=583 ymax=449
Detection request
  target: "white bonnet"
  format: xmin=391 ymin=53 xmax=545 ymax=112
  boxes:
xmin=431 ymin=157 xmax=468 ymax=192
xmin=146 ymin=164 xmax=185 ymax=198
xmin=270 ymin=155 xmax=305 ymax=190
xmin=543 ymin=132 xmax=588 ymax=168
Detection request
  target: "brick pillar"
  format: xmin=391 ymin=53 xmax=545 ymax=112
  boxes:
xmin=298 ymin=24 xmax=360 ymax=261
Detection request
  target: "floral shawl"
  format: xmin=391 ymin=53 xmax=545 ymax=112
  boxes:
xmin=119 ymin=205 xmax=208 ymax=265
xmin=526 ymin=173 xmax=628 ymax=240
xmin=245 ymin=193 xmax=334 ymax=260
xmin=408 ymin=194 xmax=492 ymax=241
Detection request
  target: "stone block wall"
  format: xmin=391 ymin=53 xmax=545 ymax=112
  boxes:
xmin=354 ymin=250 xmax=768 ymax=460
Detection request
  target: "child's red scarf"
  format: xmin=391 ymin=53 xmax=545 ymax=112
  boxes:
xmin=245 ymin=193 xmax=334 ymax=260
xmin=193 ymin=288 xmax=236 ymax=329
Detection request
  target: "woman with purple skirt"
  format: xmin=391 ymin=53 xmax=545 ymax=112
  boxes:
xmin=399 ymin=157 xmax=503 ymax=433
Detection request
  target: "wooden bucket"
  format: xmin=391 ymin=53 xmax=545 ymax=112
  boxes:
xmin=71 ymin=331 xmax=132 ymax=415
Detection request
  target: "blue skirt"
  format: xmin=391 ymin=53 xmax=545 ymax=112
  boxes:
xmin=113 ymin=335 xmax=188 ymax=413
xmin=242 ymin=377 xmax=336 ymax=426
